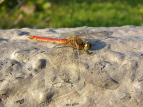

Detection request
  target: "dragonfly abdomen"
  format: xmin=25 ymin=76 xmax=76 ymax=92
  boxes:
xmin=28 ymin=36 xmax=67 ymax=44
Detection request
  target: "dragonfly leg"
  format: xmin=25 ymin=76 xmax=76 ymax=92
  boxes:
xmin=85 ymin=50 xmax=93 ymax=55
xmin=72 ymin=48 xmax=79 ymax=59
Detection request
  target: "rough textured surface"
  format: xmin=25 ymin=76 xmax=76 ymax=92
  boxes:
xmin=0 ymin=26 xmax=143 ymax=107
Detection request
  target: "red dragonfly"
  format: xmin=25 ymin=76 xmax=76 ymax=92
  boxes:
xmin=27 ymin=36 xmax=92 ymax=51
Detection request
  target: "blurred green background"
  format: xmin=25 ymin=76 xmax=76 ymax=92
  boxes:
xmin=0 ymin=0 xmax=143 ymax=29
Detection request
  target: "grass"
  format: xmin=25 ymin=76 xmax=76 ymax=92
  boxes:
xmin=0 ymin=0 xmax=143 ymax=29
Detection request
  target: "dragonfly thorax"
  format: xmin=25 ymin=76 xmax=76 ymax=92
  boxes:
xmin=83 ymin=41 xmax=92 ymax=51
xmin=65 ymin=37 xmax=91 ymax=51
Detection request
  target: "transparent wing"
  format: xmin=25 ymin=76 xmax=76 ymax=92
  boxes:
xmin=58 ymin=26 xmax=113 ymax=39
xmin=56 ymin=26 xmax=113 ymax=50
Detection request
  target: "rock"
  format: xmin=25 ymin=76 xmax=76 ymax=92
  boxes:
xmin=0 ymin=26 xmax=143 ymax=107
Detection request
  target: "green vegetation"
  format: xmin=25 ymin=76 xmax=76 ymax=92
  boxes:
xmin=0 ymin=0 xmax=143 ymax=29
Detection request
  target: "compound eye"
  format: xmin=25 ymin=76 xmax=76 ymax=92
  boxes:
xmin=84 ymin=41 xmax=91 ymax=50
xmin=84 ymin=42 xmax=88 ymax=47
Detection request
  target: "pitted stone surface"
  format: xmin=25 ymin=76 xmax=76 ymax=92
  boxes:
xmin=0 ymin=26 xmax=143 ymax=107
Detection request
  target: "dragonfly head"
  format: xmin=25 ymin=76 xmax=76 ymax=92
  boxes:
xmin=83 ymin=41 xmax=92 ymax=51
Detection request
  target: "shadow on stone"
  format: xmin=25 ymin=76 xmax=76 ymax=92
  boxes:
xmin=18 ymin=32 xmax=30 ymax=36
xmin=0 ymin=38 xmax=8 ymax=42
xmin=89 ymin=39 xmax=106 ymax=51
xmin=40 ymin=59 xmax=47 ymax=69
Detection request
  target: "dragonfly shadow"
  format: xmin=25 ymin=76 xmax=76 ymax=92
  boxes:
xmin=49 ymin=28 xmax=58 ymax=33
xmin=0 ymin=38 xmax=9 ymax=42
xmin=18 ymin=32 xmax=30 ymax=36
xmin=88 ymin=39 xmax=106 ymax=51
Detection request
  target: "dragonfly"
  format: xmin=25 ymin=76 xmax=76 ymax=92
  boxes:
xmin=27 ymin=35 xmax=92 ymax=51
xmin=27 ymin=27 xmax=110 ymax=51
xmin=27 ymin=27 xmax=110 ymax=93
